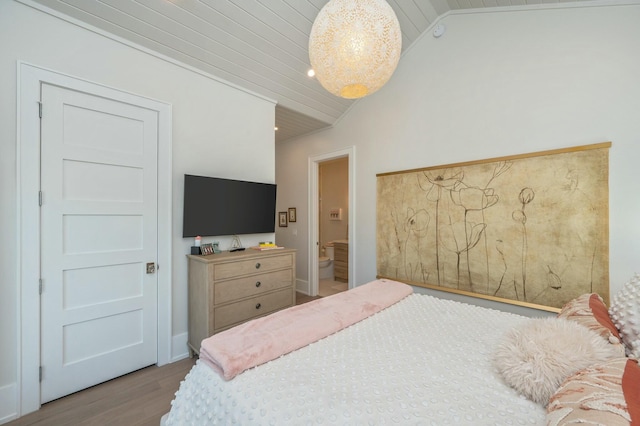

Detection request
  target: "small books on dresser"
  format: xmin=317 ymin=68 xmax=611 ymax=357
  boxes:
xmin=250 ymin=245 xmax=284 ymax=251
xmin=250 ymin=241 xmax=283 ymax=250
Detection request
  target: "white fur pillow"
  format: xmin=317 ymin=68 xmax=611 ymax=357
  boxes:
xmin=492 ymin=317 xmax=623 ymax=406
xmin=609 ymin=273 xmax=640 ymax=360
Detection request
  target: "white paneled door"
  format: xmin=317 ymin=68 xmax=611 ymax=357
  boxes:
xmin=40 ymin=83 xmax=159 ymax=403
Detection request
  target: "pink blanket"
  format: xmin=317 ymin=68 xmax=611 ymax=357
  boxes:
xmin=199 ymin=279 xmax=413 ymax=380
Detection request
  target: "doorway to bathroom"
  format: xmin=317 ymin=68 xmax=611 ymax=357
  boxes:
xmin=308 ymin=147 xmax=355 ymax=297
xmin=318 ymin=158 xmax=349 ymax=296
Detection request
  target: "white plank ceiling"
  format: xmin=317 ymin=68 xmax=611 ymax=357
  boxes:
xmin=23 ymin=0 xmax=597 ymax=142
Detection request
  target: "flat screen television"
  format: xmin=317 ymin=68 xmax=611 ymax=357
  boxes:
xmin=182 ymin=174 xmax=277 ymax=238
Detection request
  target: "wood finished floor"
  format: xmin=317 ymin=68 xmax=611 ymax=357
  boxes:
xmin=318 ymin=279 xmax=348 ymax=297
xmin=7 ymin=291 xmax=326 ymax=426
xmin=7 ymin=357 xmax=196 ymax=426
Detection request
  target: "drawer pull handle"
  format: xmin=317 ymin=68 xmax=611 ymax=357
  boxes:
xmin=255 ymin=262 xmax=261 ymax=269
xmin=255 ymin=303 xmax=261 ymax=309
xmin=255 ymin=281 xmax=261 ymax=288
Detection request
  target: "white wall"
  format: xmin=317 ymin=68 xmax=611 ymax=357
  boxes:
xmin=276 ymin=4 xmax=640 ymax=314
xmin=0 ymin=1 xmax=275 ymax=421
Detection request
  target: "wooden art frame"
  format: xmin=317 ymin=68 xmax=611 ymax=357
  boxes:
xmin=376 ymin=142 xmax=611 ymax=312
xmin=278 ymin=211 xmax=288 ymax=227
xmin=288 ymin=207 xmax=297 ymax=223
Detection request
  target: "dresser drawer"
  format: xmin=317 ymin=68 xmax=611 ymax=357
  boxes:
xmin=334 ymin=263 xmax=348 ymax=281
xmin=214 ymin=269 xmax=292 ymax=304
xmin=214 ymin=288 xmax=293 ymax=331
xmin=334 ymin=243 xmax=347 ymax=255
xmin=213 ymin=253 xmax=293 ymax=280
xmin=334 ymin=245 xmax=348 ymax=257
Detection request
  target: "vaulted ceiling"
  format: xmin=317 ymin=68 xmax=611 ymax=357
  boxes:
xmin=24 ymin=0 xmax=596 ymax=142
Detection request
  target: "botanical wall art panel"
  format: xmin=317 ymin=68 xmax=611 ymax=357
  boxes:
xmin=376 ymin=143 xmax=610 ymax=311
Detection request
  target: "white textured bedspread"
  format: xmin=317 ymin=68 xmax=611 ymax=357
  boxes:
xmin=166 ymin=294 xmax=546 ymax=425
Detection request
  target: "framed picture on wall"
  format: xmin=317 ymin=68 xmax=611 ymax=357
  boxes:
xmin=288 ymin=207 xmax=297 ymax=223
xmin=279 ymin=211 xmax=288 ymax=227
xmin=376 ymin=142 xmax=611 ymax=311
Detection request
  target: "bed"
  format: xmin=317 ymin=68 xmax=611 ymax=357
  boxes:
xmin=164 ymin=278 xmax=640 ymax=425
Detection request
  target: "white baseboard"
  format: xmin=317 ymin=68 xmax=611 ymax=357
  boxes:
xmin=0 ymin=383 xmax=17 ymax=424
xmin=171 ymin=332 xmax=190 ymax=362
xmin=296 ymin=278 xmax=310 ymax=295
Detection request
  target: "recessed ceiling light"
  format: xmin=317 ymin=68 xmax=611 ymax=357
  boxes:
xmin=274 ymin=126 xmax=278 ymax=131
xmin=307 ymin=69 xmax=315 ymax=78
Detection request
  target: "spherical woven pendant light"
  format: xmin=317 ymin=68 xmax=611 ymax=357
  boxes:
xmin=309 ymin=0 xmax=402 ymax=99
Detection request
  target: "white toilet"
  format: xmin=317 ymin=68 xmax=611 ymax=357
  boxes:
xmin=319 ymin=243 xmax=334 ymax=279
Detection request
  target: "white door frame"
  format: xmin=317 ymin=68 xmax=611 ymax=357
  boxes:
xmin=308 ymin=147 xmax=356 ymax=296
xmin=16 ymin=62 xmax=173 ymax=416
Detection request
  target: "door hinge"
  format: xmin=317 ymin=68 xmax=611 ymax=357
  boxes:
xmin=39 ymin=366 xmax=43 ymax=382
xmin=39 ymin=190 xmax=42 ymax=206
xmin=39 ymin=279 xmax=43 ymax=295
xmin=38 ymin=101 xmax=42 ymax=119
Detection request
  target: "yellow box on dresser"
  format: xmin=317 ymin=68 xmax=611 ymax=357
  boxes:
xmin=187 ymin=248 xmax=296 ymax=356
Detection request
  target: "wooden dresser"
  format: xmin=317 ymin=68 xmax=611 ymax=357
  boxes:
xmin=333 ymin=240 xmax=348 ymax=282
xmin=187 ymin=248 xmax=296 ymax=355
